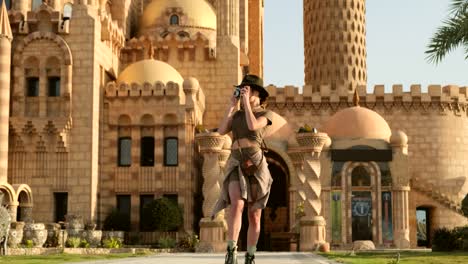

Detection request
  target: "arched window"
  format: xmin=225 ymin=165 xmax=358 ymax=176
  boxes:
xmin=24 ymin=57 xmax=40 ymax=97
xmin=118 ymin=115 xmax=132 ymax=166
xmin=46 ymin=57 xmax=61 ymax=97
xmin=32 ymin=0 xmax=42 ymax=10
xmin=164 ymin=137 xmax=178 ymax=166
xmin=160 ymin=30 xmax=170 ymax=38
xmin=140 ymin=114 xmax=155 ymax=167
xmin=118 ymin=137 xmax=132 ymax=166
xmin=170 ymin=14 xmax=179 ymax=25
xmin=63 ymin=3 xmax=73 ymax=20
xmin=331 ymin=162 xmax=344 ymax=187
xmin=351 ymin=166 xmax=371 ymax=187
xmin=26 ymin=77 xmax=39 ymax=97
xmin=177 ymin=31 xmax=189 ymax=38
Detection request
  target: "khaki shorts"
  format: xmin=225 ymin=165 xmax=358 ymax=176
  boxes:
xmin=227 ymin=147 xmax=261 ymax=185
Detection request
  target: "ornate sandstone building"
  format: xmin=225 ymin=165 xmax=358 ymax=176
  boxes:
xmin=0 ymin=0 xmax=467 ymax=251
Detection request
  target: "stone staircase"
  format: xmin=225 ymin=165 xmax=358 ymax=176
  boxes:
xmin=410 ymin=177 xmax=463 ymax=214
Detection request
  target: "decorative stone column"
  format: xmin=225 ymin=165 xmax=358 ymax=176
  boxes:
xmin=392 ymin=185 xmax=410 ymax=248
xmin=0 ymin=2 xmax=12 ymax=184
xmin=389 ymin=130 xmax=410 ymax=248
xmin=195 ymin=132 xmax=230 ymax=252
xmin=295 ymin=132 xmax=329 ymax=251
xmin=287 ymin=145 xmax=306 ymax=231
xmin=7 ymin=201 xmax=19 ymax=222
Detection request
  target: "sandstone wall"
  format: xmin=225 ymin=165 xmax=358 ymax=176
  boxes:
xmin=266 ymin=84 xmax=468 ymax=208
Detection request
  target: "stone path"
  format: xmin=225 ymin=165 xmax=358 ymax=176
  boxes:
xmin=75 ymin=252 xmax=339 ymax=264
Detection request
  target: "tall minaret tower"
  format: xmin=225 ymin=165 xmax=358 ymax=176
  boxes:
xmin=0 ymin=1 xmax=12 ymax=183
xmin=304 ymin=0 xmax=367 ymax=93
xmin=248 ymin=0 xmax=264 ymax=78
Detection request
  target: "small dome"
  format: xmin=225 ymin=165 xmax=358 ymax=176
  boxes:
xmin=141 ymin=0 xmax=216 ymax=31
xmin=183 ymin=77 xmax=200 ymax=92
xmin=390 ymin=130 xmax=408 ymax=146
xmin=117 ymin=59 xmax=183 ymax=85
xmin=323 ymin=106 xmax=391 ymax=141
xmin=264 ymin=111 xmax=294 ymax=140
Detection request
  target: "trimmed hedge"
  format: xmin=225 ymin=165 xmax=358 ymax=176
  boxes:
xmin=432 ymin=226 xmax=468 ymax=251
xmin=103 ymin=209 xmax=131 ymax=232
xmin=140 ymin=197 xmax=183 ymax=232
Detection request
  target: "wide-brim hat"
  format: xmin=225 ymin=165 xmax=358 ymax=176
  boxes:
xmin=235 ymin=74 xmax=269 ymax=102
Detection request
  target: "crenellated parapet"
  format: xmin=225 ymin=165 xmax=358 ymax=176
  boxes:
xmin=106 ymin=81 xmax=185 ymax=99
xmin=265 ymin=84 xmax=468 ymax=116
xmin=100 ymin=12 xmax=126 ymax=53
xmin=8 ymin=3 xmax=70 ymax=35
xmin=122 ymin=33 xmax=215 ymax=66
xmin=105 ymin=78 xmax=205 ymax=128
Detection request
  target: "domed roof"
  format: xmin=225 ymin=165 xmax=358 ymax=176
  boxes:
xmin=141 ymin=0 xmax=216 ymax=30
xmin=390 ymin=130 xmax=408 ymax=146
xmin=117 ymin=59 xmax=183 ymax=85
xmin=323 ymin=106 xmax=391 ymax=141
xmin=264 ymin=111 xmax=294 ymax=140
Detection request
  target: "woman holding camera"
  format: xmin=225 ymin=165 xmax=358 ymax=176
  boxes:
xmin=212 ymin=74 xmax=273 ymax=264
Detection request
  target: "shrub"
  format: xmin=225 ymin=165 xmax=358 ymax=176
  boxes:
xmin=454 ymin=226 xmax=468 ymax=250
xmin=102 ymin=237 xmax=123 ymax=249
xmin=158 ymin=237 xmax=176 ymax=248
xmin=177 ymin=232 xmax=199 ymax=252
xmin=462 ymin=194 xmax=468 ymax=217
xmin=24 ymin=239 xmax=33 ymax=248
xmin=103 ymin=209 xmax=130 ymax=231
xmin=66 ymin=237 xmax=81 ymax=248
xmin=432 ymin=227 xmax=459 ymax=251
xmin=140 ymin=197 xmax=183 ymax=232
xmin=79 ymin=239 xmax=90 ymax=248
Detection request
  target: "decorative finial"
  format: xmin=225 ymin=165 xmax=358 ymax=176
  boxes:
xmin=146 ymin=39 xmax=154 ymax=59
xmin=0 ymin=0 xmax=13 ymax=40
xmin=353 ymin=89 xmax=360 ymax=107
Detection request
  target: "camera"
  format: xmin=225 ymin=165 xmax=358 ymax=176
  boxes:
xmin=233 ymin=86 xmax=242 ymax=98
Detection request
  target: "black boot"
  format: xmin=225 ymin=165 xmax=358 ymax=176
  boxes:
xmin=225 ymin=246 xmax=238 ymax=264
xmin=244 ymin=253 xmax=255 ymax=264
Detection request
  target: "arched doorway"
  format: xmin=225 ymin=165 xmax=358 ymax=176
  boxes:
xmin=416 ymin=206 xmax=434 ymax=248
xmin=330 ymin=160 xmax=393 ymax=245
xmin=237 ymin=150 xmax=290 ymax=251
xmin=0 ymin=185 xmax=14 ymax=207
xmin=17 ymin=190 xmax=29 ymax=221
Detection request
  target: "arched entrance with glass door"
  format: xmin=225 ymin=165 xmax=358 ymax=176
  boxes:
xmin=331 ymin=160 xmax=393 ymax=246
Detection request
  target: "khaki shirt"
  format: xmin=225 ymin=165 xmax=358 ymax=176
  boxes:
xmin=231 ymin=108 xmax=273 ymax=146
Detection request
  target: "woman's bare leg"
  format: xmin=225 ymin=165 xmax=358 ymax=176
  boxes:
xmin=247 ymin=183 xmax=262 ymax=251
xmin=228 ymin=181 xmax=244 ymax=242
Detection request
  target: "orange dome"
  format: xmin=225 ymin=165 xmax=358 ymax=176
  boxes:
xmin=323 ymin=106 xmax=391 ymax=141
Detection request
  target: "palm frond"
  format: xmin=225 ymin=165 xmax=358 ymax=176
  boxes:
xmin=426 ymin=12 xmax=468 ymax=64
xmin=449 ymin=0 xmax=468 ymax=16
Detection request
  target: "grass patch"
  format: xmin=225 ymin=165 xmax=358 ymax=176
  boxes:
xmin=320 ymin=251 xmax=468 ymax=264
xmin=0 ymin=252 xmax=150 ymax=264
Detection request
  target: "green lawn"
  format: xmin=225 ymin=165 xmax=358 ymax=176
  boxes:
xmin=320 ymin=251 xmax=468 ymax=264
xmin=0 ymin=252 xmax=150 ymax=264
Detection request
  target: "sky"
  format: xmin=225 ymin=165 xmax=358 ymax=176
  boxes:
xmin=264 ymin=0 xmax=468 ymax=92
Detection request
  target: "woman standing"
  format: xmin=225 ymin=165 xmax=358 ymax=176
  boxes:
xmin=212 ymin=74 xmax=273 ymax=264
